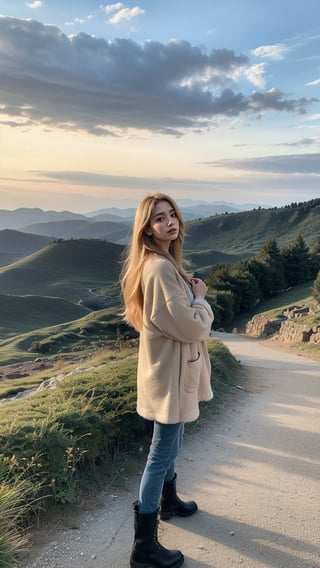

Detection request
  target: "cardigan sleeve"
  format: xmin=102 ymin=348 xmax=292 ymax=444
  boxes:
xmin=143 ymin=257 xmax=214 ymax=343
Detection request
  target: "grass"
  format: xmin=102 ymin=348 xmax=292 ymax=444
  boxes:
xmin=0 ymin=459 xmax=43 ymax=567
xmin=0 ymin=339 xmax=240 ymax=566
xmin=0 ymin=344 xmax=138 ymax=400
xmin=0 ymin=306 xmax=132 ymax=365
xmin=0 ymin=294 xmax=90 ymax=338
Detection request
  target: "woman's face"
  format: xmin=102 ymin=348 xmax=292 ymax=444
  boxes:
xmin=146 ymin=200 xmax=179 ymax=251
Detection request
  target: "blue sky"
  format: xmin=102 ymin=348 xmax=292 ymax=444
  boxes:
xmin=0 ymin=0 xmax=319 ymax=212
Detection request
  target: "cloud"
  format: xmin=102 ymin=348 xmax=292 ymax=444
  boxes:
xmin=306 ymin=78 xmax=320 ymax=86
xmin=204 ymin=153 xmax=320 ymax=175
xmin=251 ymin=43 xmax=290 ymax=60
xmin=108 ymin=6 xmax=145 ymax=24
xmin=279 ymin=137 xmax=320 ymax=147
xmin=26 ymin=1 xmax=43 ymax=8
xmin=32 ymin=170 xmax=220 ymax=192
xmin=102 ymin=3 xmax=124 ymax=14
xmin=0 ymin=17 xmax=317 ymax=137
xmin=26 ymin=169 xmax=320 ymax=209
xmin=243 ymin=63 xmax=266 ymax=88
xmin=65 ymin=15 xmax=94 ymax=27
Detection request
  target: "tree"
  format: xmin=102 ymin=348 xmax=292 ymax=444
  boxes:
xmin=309 ymin=241 xmax=320 ymax=279
xmin=207 ymin=289 xmax=234 ymax=329
xmin=231 ymin=265 xmax=260 ymax=311
xmin=312 ymin=270 xmax=320 ymax=304
xmin=282 ymin=233 xmax=311 ymax=287
xmin=255 ymin=238 xmax=285 ymax=296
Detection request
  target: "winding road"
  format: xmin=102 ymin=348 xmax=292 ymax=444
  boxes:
xmin=25 ymin=333 xmax=320 ymax=568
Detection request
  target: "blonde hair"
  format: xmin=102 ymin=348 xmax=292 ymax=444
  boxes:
xmin=120 ymin=193 xmax=189 ymax=331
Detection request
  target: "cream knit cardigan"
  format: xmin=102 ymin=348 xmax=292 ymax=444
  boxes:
xmin=137 ymin=255 xmax=214 ymax=424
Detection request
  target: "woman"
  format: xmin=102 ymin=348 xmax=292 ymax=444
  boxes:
xmin=121 ymin=193 xmax=214 ymax=568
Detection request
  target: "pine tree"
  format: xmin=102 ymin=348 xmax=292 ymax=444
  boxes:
xmin=282 ymin=233 xmax=311 ymax=287
xmin=312 ymin=271 xmax=320 ymax=304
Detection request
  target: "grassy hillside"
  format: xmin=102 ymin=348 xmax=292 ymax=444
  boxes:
xmin=0 ymin=239 xmax=124 ymax=301
xmin=0 ymin=253 xmax=22 ymax=267
xmin=0 ymin=229 xmax=52 ymax=254
xmin=0 ymin=294 xmax=89 ymax=338
xmin=0 ymin=307 xmax=128 ymax=364
xmin=186 ymin=249 xmax=250 ymax=276
xmin=185 ymin=201 xmax=320 ymax=254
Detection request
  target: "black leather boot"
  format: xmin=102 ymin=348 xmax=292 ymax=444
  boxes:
xmin=130 ymin=501 xmax=184 ymax=567
xmin=160 ymin=474 xmax=198 ymax=521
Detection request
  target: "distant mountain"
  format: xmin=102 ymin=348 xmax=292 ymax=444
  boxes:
xmin=0 ymin=208 xmax=88 ymax=231
xmin=21 ymin=219 xmax=131 ymax=243
xmin=0 ymin=229 xmax=52 ymax=254
xmin=86 ymin=207 xmax=135 ymax=219
xmin=86 ymin=212 xmax=133 ymax=223
xmin=86 ymin=200 xmax=243 ymax=222
xmin=181 ymin=203 xmax=241 ymax=221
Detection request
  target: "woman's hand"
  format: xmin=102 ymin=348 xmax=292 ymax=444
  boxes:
xmin=190 ymin=277 xmax=208 ymax=299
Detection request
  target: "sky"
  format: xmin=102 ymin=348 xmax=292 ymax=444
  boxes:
xmin=0 ymin=0 xmax=320 ymax=213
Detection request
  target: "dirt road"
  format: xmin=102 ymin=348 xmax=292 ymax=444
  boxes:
xmin=24 ymin=333 xmax=320 ymax=568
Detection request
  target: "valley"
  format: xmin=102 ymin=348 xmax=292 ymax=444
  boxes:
xmin=0 ymin=198 xmax=318 ymax=368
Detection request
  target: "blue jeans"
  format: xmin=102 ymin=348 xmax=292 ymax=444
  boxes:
xmin=138 ymin=421 xmax=184 ymax=514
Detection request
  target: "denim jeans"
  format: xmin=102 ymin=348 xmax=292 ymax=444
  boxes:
xmin=138 ymin=421 xmax=184 ymax=514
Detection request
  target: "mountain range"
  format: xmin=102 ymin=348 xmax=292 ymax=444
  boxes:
xmin=0 ymin=197 xmax=318 ymax=362
xmin=0 ymin=201 xmax=243 ymax=233
xmin=0 ymin=199 xmax=319 ymax=265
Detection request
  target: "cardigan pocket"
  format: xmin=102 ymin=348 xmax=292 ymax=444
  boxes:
xmin=184 ymin=351 xmax=201 ymax=393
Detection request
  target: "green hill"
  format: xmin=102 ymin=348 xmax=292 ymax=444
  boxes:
xmin=0 ymin=306 xmax=126 ymax=364
xmin=0 ymin=229 xmax=52 ymax=254
xmin=185 ymin=200 xmax=320 ymax=255
xmin=185 ymin=249 xmax=250 ymax=275
xmin=0 ymin=239 xmax=124 ymax=301
xmin=0 ymin=294 xmax=90 ymax=337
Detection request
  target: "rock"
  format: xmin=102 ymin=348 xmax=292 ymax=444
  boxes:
xmin=246 ymin=315 xmax=282 ymax=337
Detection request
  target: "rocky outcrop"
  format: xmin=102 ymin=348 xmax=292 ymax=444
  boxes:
xmin=246 ymin=303 xmax=320 ymax=344
xmin=245 ymin=315 xmax=283 ymax=337
xmin=277 ymin=320 xmax=314 ymax=343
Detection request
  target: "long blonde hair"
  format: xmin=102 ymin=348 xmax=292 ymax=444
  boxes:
xmin=120 ymin=193 xmax=189 ymax=331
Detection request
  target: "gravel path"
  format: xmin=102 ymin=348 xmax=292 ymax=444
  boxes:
xmin=23 ymin=333 xmax=320 ymax=568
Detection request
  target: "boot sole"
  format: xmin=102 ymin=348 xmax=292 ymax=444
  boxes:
xmin=130 ymin=559 xmax=184 ymax=568
xmin=160 ymin=507 xmax=198 ymax=521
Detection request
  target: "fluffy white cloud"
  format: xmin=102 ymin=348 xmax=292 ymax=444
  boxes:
xmin=244 ymin=63 xmax=266 ymax=88
xmin=108 ymin=6 xmax=145 ymax=24
xmin=102 ymin=3 xmax=124 ymax=14
xmin=251 ymin=43 xmax=289 ymax=60
xmin=26 ymin=1 xmax=43 ymax=8
xmin=65 ymin=15 xmax=93 ymax=27
xmin=0 ymin=17 xmax=317 ymax=137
